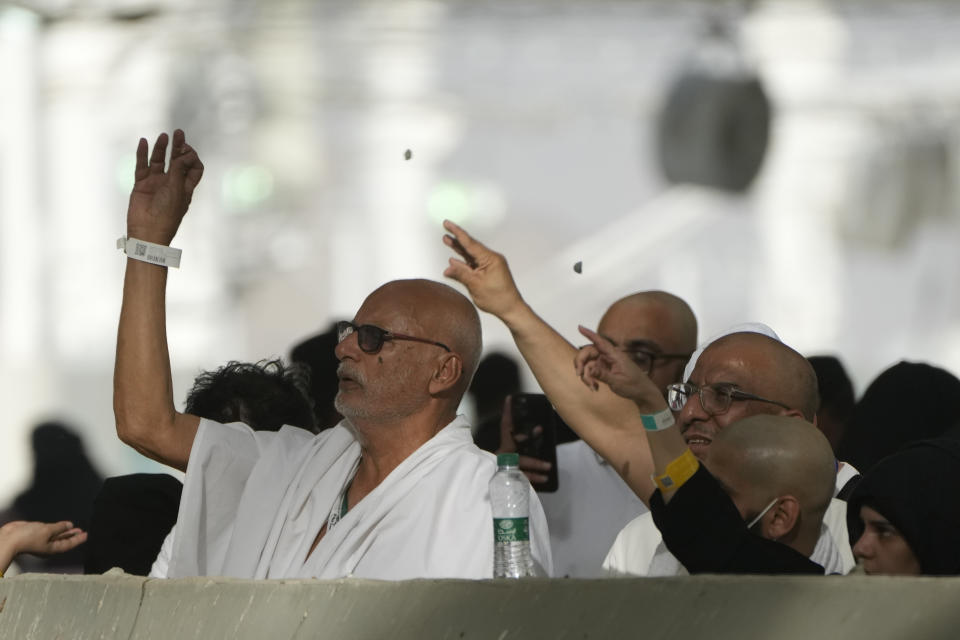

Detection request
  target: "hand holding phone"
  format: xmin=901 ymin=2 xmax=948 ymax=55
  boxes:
xmin=500 ymin=393 xmax=559 ymax=492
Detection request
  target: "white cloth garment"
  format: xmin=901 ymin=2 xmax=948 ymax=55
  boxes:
xmin=149 ymin=526 xmax=174 ymax=578
xmin=836 ymin=461 xmax=859 ymax=492
xmin=603 ymin=497 xmax=855 ymax=576
xmin=165 ymin=416 xmax=552 ymax=580
xmin=537 ymin=440 xmax=647 ymax=577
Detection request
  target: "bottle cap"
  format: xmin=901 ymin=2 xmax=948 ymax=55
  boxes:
xmin=497 ymin=453 xmax=519 ymax=467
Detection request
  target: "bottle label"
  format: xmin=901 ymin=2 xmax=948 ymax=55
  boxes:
xmin=493 ymin=517 xmax=529 ymax=543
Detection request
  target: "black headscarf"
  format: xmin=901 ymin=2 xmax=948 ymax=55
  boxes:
xmin=837 ymin=361 xmax=960 ymax=473
xmin=846 ymin=438 xmax=960 ymax=575
xmin=83 ymin=474 xmax=182 ymax=575
xmin=7 ymin=421 xmax=103 ymax=570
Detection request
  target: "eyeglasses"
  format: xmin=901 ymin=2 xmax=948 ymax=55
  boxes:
xmin=336 ymin=321 xmax=451 ymax=355
xmin=622 ymin=347 xmax=692 ymax=375
xmin=666 ymin=382 xmax=792 ymax=416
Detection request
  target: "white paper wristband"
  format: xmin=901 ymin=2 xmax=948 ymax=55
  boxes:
xmin=116 ymin=236 xmax=182 ymax=269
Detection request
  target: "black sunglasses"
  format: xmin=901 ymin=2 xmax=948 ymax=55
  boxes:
xmin=336 ymin=321 xmax=451 ymax=354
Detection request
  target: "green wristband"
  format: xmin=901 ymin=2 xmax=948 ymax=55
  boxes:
xmin=640 ymin=408 xmax=676 ymax=431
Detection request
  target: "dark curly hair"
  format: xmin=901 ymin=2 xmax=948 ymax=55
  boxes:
xmin=184 ymin=359 xmax=317 ymax=432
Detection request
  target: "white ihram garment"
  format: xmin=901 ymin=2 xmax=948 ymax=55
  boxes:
xmin=164 ymin=416 xmax=551 ymax=580
xmin=537 ymin=440 xmax=647 ymax=577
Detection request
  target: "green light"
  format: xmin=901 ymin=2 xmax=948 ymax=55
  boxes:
xmin=115 ymin=155 xmax=136 ymax=193
xmin=427 ymin=182 xmax=472 ymax=225
xmin=223 ymin=165 xmax=274 ymax=210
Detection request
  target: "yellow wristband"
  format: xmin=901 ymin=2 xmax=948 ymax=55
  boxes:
xmin=653 ymin=449 xmax=700 ymax=493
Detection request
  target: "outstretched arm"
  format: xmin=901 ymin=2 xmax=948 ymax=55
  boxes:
xmin=0 ymin=521 xmax=87 ymax=574
xmin=114 ymin=130 xmax=204 ymax=471
xmin=442 ymin=220 xmax=656 ymax=502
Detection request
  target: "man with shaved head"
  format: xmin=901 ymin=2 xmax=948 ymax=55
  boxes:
xmin=113 ymin=131 xmax=551 ymax=579
xmin=532 ymin=290 xmax=697 ymax=576
xmin=441 ymin=222 xmax=852 ymax=574
xmin=442 ymin=220 xmax=701 ymax=502
xmin=596 ymin=291 xmax=697 ymax=396
xmin=676 ymin=331 xmax=820 ymax=458
xmin=578 ymin=330 xmax=837 ymax=573
xmin=442 ymin=222 xmax=696 ymax=576
xmin=603 ymin=329 xmax=854 ymax=575
xmin=703 ymin=416 xmax=836 ymax=565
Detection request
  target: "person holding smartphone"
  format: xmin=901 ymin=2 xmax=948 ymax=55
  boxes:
xmin=443 ymin=222 xmax=697 ymax=577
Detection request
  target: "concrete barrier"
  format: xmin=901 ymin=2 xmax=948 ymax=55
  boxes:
xmin=1 ymin=573 xmax=960 ymax=639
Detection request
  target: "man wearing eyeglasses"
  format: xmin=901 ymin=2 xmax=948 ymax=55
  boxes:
xmin=442 ymin=220 xmax=694 ymax=498
xmin=601 ymin=329 xmax=855 ymax=576
xmin=529 ymin=291 xmax=697 ymax=577
xmin=577 ymin=327 xmax=839 ymax=574
xmin=114 ymin=131 xmax=552 ymax=580
xmin=441 ymin=222 xmax=853 ymax=576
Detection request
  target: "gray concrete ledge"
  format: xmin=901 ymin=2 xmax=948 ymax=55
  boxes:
xmin=1 ymin=572 xmax=959 ymax=639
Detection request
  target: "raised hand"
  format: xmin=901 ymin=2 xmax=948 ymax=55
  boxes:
xmin=126 ymin=129 xmax=204 ymax=246
xmin=441 ymin=220 xmax=525 ymax=319
xmin=575 ymin=325 xmax=666 ymax=414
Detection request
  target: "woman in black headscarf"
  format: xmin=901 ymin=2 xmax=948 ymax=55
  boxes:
xmin=846 ymin=438 xmax=960 ymax=575
xmin=4 ymin=421 xmax=102 ymax=572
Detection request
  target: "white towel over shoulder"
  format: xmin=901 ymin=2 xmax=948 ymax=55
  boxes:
xmin=167 ymin=416 xmax=552 ymax=580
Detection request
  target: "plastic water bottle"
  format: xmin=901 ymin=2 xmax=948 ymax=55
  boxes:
xmin=490 ymin=453 xmax=535 ymax=578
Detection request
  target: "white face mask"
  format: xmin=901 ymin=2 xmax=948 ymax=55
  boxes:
xmin=746 ymin=497 xmax=779 ymax=530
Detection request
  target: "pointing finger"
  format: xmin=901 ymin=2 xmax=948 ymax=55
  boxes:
xmin=578 ymin=325 xmax=617 ymax=358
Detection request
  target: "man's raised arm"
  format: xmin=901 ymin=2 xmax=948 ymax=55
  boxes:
xmin=441 ymin=220 xmax=656 ymax=502
xmin=114 ymin=130 xmax=204 ymax=471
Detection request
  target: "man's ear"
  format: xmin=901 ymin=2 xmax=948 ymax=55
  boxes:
xmin=778 ymin=407 xmax=806 ymax=421
xmin=429 ymin=353 xmax=463 ymax=395
xmin=778 ymin=407 xmax=818 ymax=428
xmin=763 ymin=495 xmax=800 ymax=541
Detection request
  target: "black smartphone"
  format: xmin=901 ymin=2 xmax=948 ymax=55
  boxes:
xmin=510 ymin=393 xmax=559 ymax=493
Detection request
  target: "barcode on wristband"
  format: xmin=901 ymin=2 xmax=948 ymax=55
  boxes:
xmin=118 ymin=236 xmax=182 ymax=269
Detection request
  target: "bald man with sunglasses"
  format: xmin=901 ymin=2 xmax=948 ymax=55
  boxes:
xmin=114 ymin=131 xmax=551 ymax=579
